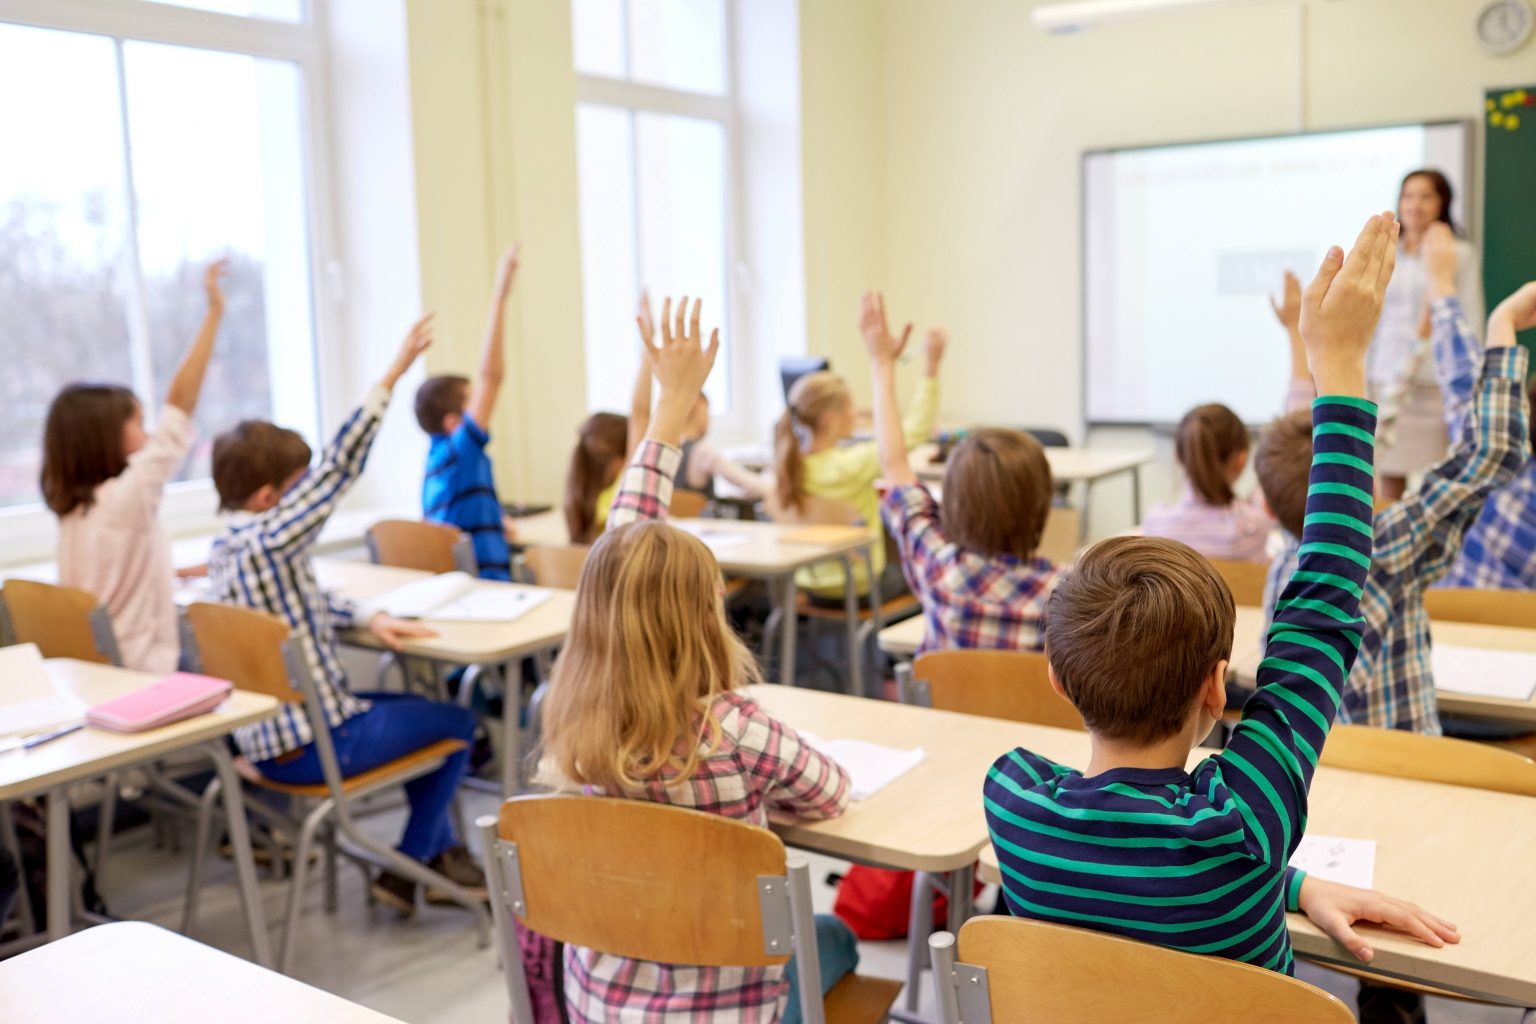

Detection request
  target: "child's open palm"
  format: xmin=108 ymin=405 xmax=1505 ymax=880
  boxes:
xmin=647 ymin=296 xmax=719 ymax=400
xmin=204 ymin=258 xmax=230 ymax=313
xmin=1299 ymin=211 xmax=1399 ymax=395
xmin=382 ymin=313 xmax=435 ymax=390
xmin=859 ymin=291 xmax=913 ymax=366
xmin=1268 ymin=271 xmax=1301 ymax=331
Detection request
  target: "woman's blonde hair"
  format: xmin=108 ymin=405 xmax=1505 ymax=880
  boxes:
xmin=538 ymin=519 xmax=762 ymax=793
xmin=772 ymin=370 xmax=851 ymax=513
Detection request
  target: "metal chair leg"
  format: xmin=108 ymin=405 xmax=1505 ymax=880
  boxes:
xmin=181 ymin=776 xmax=223 ymax=935
xmin=0 ymin=803 xmax=38 ymax=938
xmin=279 ymin=799 xmax=334 ymax=975
xmin=905 ymin=871 xmax=936 ymax=1011
xmin=336 ymin=813 xmax=490 ymax=948
xmin=93 ymin=772 xmax=119 ymax=888
xmin=323 ymin=824 xmax=340 ymax=914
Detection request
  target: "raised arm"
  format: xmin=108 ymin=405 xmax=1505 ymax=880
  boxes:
xmin=628 ymin=291 xmax=655 ymax=460
xmin=608 ymin=296 xmax=719 ymax=528
xmin=862 ymin=290 xmax=917 ymax=486
xmin=902 ymin=330 xmax=944 ymax=447
xmin=261 ymin=315 xmax=433 ymax=552
xmin=1221 ymin=212 xmax=1395 ymax=867
xmin=465 ymin=244 xmax=519 ymax=430
xmin=164 ymin=259 xmax=229 ymax=414
xmin=1424 ymin=223 xmax=1481 ymax=441
xmin=1370 ymin=280 xmax=1533 ymax=581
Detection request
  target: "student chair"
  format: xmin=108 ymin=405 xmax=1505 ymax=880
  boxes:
xmin=477 ymin=795 xmax=902 ymax=1024
xmin=892 ymin=648 xmax=1085 ymax=1010
xmin=1320 ymin=725 xmax=1536 ymax=799
xmin=764 ymin=495 xmax=915 ymax=698
xmin=366 ymin=519 xmax=478 ymax=575
xmin=0 ymin=578 xmax=122 ymax=665
xmin=929 ymin=916 xmax=1354 ymax=1024
xmin=518 ymin=544 xmax=591 ymax=591
xmin=897 ymin=649 xmax=1086 ymax=731
xmin=1206 ymin=557 xmax=1269 ymax=608
xmin=1422 ymin=587 xmax=1536 ymax=630
xmin=180 ymin=602 xmax=490 ymax=974
xmin=670 ymin=489 xmax=711 ymax=519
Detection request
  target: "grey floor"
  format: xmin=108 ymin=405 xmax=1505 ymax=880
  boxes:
xmin=77 ymin=786 xmax=1518 ymax=1024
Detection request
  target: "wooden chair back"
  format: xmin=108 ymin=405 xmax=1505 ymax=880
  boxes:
xmin=954 ymin=916 xmax=1353 ymax=1024
xmin=496 ymin=795 xmax=791 ymax=966
xmin=1422 ymin=587 xmax=1536 ymax=630
xmin=520 ymin=545 xmax=591 ymax=590
xmin=0 ymin=578 xmax=115 ymax=664
xmin=184 ymin=603 xmax=301 ymax=705
xmin=1320 ymin=724 xmax=1536 ymax=798
xmin=1207 ymin=557 xmax=1268 ymax=608
xmin=1036 ymin=505 xmax=1080 ymax=566
xmin=670 ymin=490 xmax=710 ymax=518
xmin=367 ymin=519 xmax=470 ymax=574
xmin=912 ymin=649 xmax=1085 ymax=731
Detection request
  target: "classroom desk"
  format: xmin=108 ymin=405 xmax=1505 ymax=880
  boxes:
xmin=1231 ymin=605 xmax=1536 ymax=727
xmin=972 ymin=761 xmax=1536 ymax=1010
xmin=314 ymin=558 xmax=577 ymax=793
xmin=0 ymin=661 xmax=277 ymax=965
xmin=909 ymin=442 xmax=1154 ymax=539
xmin=506 ymin=509 xmax=571 ymax=549
xmin=877 ymin=615 xmax=927 ymax=659
xmin=751 ymin=686 xmax=1536 ymax=1010
xmin=0 ymin=921 xmax=407 ymax=1023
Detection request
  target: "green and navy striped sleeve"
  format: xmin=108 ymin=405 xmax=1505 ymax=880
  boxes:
xmin=1218 ymin=395 xmax=1378 ymax=867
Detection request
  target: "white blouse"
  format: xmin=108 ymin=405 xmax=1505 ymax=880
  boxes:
xmin=1367 ymin=236 xmax=1482 ymax=389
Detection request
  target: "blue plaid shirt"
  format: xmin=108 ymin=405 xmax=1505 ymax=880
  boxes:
xmin=1436 ymin=298 xmax=1536 ymax=590
xmin=211 ymin=388 xmax=388 ymax=762
xmin=1263 ymin=299 xmax=1530 ymax=734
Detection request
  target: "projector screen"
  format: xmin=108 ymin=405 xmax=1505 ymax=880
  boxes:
xmin=1084 ymin=122 xmax=1469 ymax=426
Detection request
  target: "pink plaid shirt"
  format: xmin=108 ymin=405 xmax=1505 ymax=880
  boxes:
xmin=564 ymin=439 xmax=852 ymax=1023
xmin=881 ymin=483 xmax=1065 ymax=655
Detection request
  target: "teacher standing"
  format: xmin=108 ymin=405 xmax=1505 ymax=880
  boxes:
xmin=1368 ymin=168 xmax=1484 ymax=500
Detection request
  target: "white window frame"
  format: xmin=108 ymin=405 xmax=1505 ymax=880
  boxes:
xmin=573 ymin=0 xmax=755 ymax=440
xmin=0 ymin=0 xmax=343 ymax=562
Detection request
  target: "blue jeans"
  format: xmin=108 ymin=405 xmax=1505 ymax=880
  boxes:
xmin=781 ymin=914 xmax=860 ymax=1024
xmin=254 ymin=692 xmax=475 ymax=862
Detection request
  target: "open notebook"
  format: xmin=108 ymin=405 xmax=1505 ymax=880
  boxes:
xmin=798 ymin=732 xmax=926 ymax=801
xmin=0 ymin=643 xmax=87 ymax=738
xmin=1431 ymin=644 xmax=1536 ymax=702
xmin=371 ymin=572 xmax=553 ymax=623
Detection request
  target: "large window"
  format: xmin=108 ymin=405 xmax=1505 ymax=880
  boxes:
xmin=0 ymin=5 xmax=321 ymax=511
xmin=572 ymin=0 xmax=738 ymax=416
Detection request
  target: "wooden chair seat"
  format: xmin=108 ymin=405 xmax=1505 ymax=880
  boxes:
xmin=722 ymin=577 xmax=750 ymax=600
xmin=822 ymin=973 xmax=902 ymax=1024
xmin=796 ymin=591 xmax=920 ymax=624
xmin=1487 ymin=730 xmax=1536 ymax=764
xmin=232 ymin=739 xmax=467 ymax=798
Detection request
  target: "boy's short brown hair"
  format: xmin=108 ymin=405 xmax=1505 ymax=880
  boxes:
xmin=212 ymin=421 xmax=313 ymax=511
xmin=414 ymin=375 xmax=470 ymax=434
xmin=1045 ymin=536 xmax=1234 ymax=745
xmin=941 ymin=429 xmax=1054 ymax=560
xmin=1254 ymin=410 xmax=1312 ymax=537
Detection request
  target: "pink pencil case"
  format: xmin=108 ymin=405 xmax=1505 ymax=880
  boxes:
xmin=86 ymin=673 xmax=233 ymax=733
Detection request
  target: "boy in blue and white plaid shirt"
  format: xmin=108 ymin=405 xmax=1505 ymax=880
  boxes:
xmin=208 ymin=314 xmax=487 ymax=914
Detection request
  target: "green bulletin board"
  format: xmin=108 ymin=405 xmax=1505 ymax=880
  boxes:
xmin=1483 ymin=84 xmax=1536 ymax=359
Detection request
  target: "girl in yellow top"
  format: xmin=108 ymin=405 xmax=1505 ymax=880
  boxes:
xmin=772 ymin=291 xmax=945 ymax=600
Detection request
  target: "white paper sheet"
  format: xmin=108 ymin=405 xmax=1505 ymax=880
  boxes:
xmin=798 ymin=732 xmax=926 ymax=801
xmin=1288 ymin=835 xmax=1376 ymax=890
xmin=373 ymin=572 xmax=554 ymax=622
xmin=0 ymin=644 xmax=86 ymax=738
xmin=1431 ymin=644 xmax=1536 ymax=702
xmin=675 ymin=524 xmax=752 ymax=552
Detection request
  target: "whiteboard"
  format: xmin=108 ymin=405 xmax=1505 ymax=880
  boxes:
xmin=1083 ymin=122 xmax=1469 ymax=426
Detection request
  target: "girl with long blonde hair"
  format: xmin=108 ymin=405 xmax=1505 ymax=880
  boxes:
xmin=539 ymin=297 xmax=857 ymax=1024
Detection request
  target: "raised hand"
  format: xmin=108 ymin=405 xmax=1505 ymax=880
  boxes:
xmin=494 ymin=243 xmax=521 ymax=300
xmin=1299 ymin=211 xmax=1400 ymax=397
xmin=859 ymin=291 xmax=913 ymax=366
xmin=924 ymin=328 xmax=949 ymax=378
xmin=1269 ymin=271 xmax=1301 ymax=331
xmin=1423 ymin=222 xmax=1458 ymax=301
xmin=636 ymin=290 xmax=656 ymax=349
xmin=643 ymin=296 xmax=720 ymax=446
xmin=1297 ymin=876 xmax=1459 ymax=964
xmin=381 ymin=313 xmax=435 ymax=391
xmin=368 ymin=612 xmax=439 ymax=651
xmin=204 ymin=258 xmax=230 ymax=315
xmin=1488 ymin=281 xmax=1536 ymax=351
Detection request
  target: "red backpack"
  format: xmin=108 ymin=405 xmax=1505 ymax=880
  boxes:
xmin=831 ymin=866 xmax=974 ymax=940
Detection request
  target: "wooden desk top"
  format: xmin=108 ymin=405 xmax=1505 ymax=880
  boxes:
xmin=314 ymin=558 xmax=576 ymax=666
xmin=508 ymin=509 xmax=571 ymax=548
xmin=910 ymin=443 xmax=1154 ymax=484
xmin=0 ymin=922 xmax=407 ymax=1023
xmin=877 ymin=616 xmax=926 ymax=658
xmin=1232 ymin=605 xmax=1536 ymax=726
xmin=0 ymin=662 xmax=278 ymax=801
xmin=756 ymin=685 xmax=1536 ymax=1006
